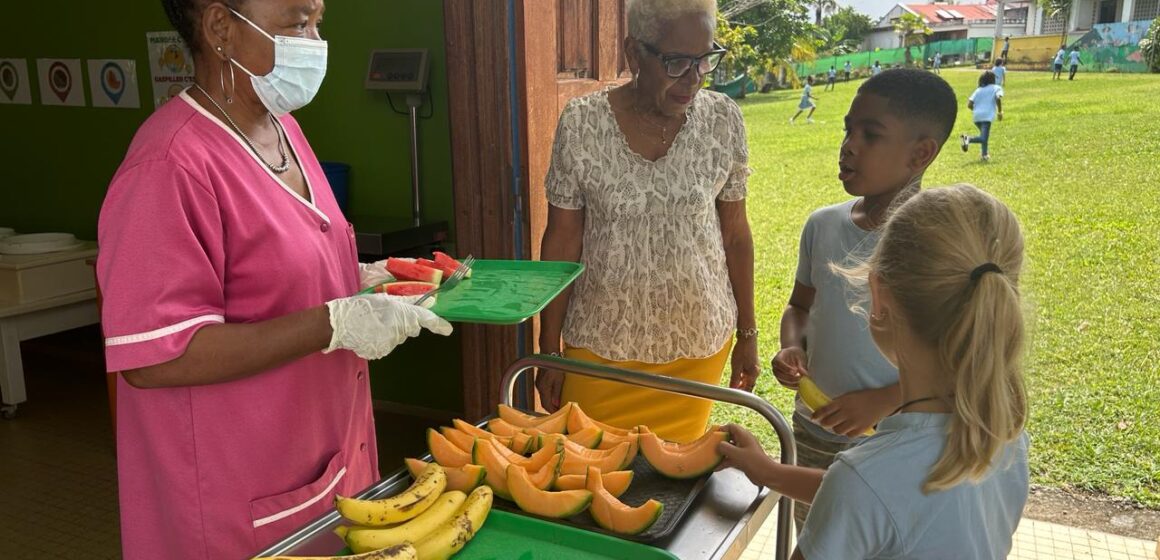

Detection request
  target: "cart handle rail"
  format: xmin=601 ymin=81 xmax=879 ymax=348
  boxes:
xmin=501 ymin=354 xmax=795 ymax=560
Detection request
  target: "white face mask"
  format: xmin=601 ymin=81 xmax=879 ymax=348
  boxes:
xmin=229 ymin=9 xmax=327 ymax=116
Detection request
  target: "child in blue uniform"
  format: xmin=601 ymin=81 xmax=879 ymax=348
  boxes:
xmin=791 ymin=76 xmax=818 ymax=124
xmin=960 ymin=70 xmax=1004 ymax=161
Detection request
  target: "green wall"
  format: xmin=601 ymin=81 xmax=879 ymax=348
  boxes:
xmin=0 ymin=1 xmax=462 ymax=414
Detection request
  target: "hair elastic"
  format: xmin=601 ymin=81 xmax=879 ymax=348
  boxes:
xmin=969 ymin=262 xmax=1003 ymax=283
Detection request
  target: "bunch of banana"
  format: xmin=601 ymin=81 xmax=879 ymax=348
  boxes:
xmin=335 ymin=464 xmax=447 ymax=526
xmin=259 ymin=542 xmax=417 ymax=560
xmin=337 ymin=485 xmax=493 ymax=560
xmin=413 ymin=485 xmax=494 ymax=560
xmin=342 ymin=491 xmax=466 ymax=553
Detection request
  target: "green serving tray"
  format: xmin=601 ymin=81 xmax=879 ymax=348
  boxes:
xmin=332 ymin=511 xmax=677 ymax=559
xmin=426 ymin=260 xmax=584 ymax=325
xmin=454 ymin=510 xmax=679 ymax=560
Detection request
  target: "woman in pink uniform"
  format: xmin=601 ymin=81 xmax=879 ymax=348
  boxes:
xmin=97 ymin=1 xmax=451 ymax=558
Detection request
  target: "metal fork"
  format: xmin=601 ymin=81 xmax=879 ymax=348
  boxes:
xmin=414 ymin=255 xmax=474 ymax=306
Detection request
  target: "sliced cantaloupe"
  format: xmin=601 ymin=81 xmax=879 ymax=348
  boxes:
xmin=517 ymin=442 xmax=564 ymax=472
xmin=662 ymin=426 xmax=726 ymax=453
xmin=486 ymin=418 xmax=523 ymax=437
xmin=506 ymin=464 xmax=592 ymax=518
xmin=439 ymin=426 xmax=480 ymax=454
xmin=638 ymin=430 xmax=726 ymax=479
xmin=566 ymin=425 xmax=603 ymax=449
xmin=428 ymin=428 xmax=471 ymax=468
xmin=554 ymin=469 xmax=633 ymax=497
xmin=560 ymin=441 xmax=632 ymax=475
xmin=485 ymin=436 xmax=525 ymax=463
xmin=566 ymin=403 xmax=633 ymax=437
xmin=470 ymin=438 xmax=513 ymax=500
xmin=497 ymin=403 xmax=571 ymax=434
xmin=528 ymin=452 xmax=563 ymax=491
xmin=509 ymin=432 xmax=535 ymax=454
xmin=539 ymin=433 xmax=567 ymax=453
xmin=586 ymin=466 xmax=662 ymax=535
xmin=595 ymin=429 xmax=640 ymax=465
xmin=451 ymin=419 xmax=516 ymax=448
xmin=404 ymin=458 xmax=486 ymax=493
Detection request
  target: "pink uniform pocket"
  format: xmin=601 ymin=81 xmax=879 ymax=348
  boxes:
xmin=249 ymin=451 xmax=347 ymax=550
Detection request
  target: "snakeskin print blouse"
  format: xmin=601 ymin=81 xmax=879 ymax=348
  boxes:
xmin=546 ymin=88 xmax=750 ymax=363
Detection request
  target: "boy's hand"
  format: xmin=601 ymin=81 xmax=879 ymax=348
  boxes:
xmin=716 ymin=424 xmax=779 ymax=488
xmin=812 ymin=385 xmax=900 ymax=437
xmin=772 ymin=347 xmax=807 ymax=389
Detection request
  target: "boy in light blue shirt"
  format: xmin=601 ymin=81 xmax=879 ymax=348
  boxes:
xmin=993 ymin=58 xmax=1007 ymax=86
xmin=769 ymin=69 xmax=959 ymax=529
xmin=1068 ymin=47 xmax=1083 ymax=80
xmin=960 ymin=70 xmax=1004 ymax=161
xmin=1053 ymin=46 xmax=1066 ymax=79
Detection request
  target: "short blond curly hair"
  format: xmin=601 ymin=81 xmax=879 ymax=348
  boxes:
xmin=627 ymin=0 xmax=717 ymax=45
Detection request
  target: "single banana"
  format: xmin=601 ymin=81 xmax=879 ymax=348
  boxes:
xmin=260 ymin=542 xmax=417 ymax=560
xmin=335 ymin=464 xmax=447 ymax=526
xmin=414 ymin=485 xmax=494 ymax=560
xmin=345 ymin=491 xmax=467 ymax=553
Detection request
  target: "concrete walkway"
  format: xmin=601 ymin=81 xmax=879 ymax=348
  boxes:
xmin=739 ymin=507 xmax=1157 ymax=559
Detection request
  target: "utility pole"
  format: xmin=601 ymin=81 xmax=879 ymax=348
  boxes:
xmin=994 ymin=0 xmax=1007 ymax=61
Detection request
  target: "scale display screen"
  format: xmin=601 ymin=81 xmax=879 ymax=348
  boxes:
xmin=365 ymin=49 xmax=429 ymax=92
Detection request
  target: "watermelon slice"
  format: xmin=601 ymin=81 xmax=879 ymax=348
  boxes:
xmin=387 ymin=258 xmax=443 ymax=284
xmin=434 ymin=252 xmax=471 ymax=278
xmin=417 ymin=258 xmax=457 ymax=280
xmin=373 ymin=281 xmax=437 ymax=296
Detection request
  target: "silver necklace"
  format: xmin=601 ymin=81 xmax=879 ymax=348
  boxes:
xmin=193 ymin=84 xmax=290 ymax=174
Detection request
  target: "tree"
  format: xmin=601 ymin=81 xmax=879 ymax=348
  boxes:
xmin=1141 ymin=16 xmax=1160 ymax=72
xmin=1036 ymin=0 xmax=1075 ymax=47
xmin=893 ymin=12 xmax=933 ymax=66
xmin=821 ymin=6 xmax=874 ymax=54
xmin=813 ymin=0 xmax=839 ymax=26
xmin=718 ymin=0 xmax=819 ymax=88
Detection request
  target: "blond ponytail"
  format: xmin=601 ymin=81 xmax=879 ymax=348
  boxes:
xmin=836 ymin=184 xmax=1027 ymax=493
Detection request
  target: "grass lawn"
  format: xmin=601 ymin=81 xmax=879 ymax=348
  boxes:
xmin=709 ymin=68 xmax=1160 ymax=508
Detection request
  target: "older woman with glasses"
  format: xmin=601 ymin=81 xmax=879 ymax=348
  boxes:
xmin=536 ymin=0 xmax=757 ymax=442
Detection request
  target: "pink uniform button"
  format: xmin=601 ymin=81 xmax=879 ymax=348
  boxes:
xmin=320 ymin=222 xmax=330 ymax=233
xmin=356 ymin=370 xmax=364 ymax=380
xmin=360 ymin=442 xmax=367 ymax=452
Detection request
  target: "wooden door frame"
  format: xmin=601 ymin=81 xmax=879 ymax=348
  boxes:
xmin=443 ymin=0 xmax=529 ymax=421
xmin=444 ymin=0 xmax=628 ymax=419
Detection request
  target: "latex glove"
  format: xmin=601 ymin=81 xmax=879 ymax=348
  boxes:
xmin=325 ymin=294 xmax=452 ymax=360
xmin=358 ymin=260 xmax=394 ymax=290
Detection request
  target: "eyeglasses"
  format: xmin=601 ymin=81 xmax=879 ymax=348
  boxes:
xmin=639 ymin=41 xmax=728 ymax=79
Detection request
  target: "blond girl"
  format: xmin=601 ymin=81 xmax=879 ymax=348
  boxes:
xmin=719 ymin=184 xmax=1030 ymax=559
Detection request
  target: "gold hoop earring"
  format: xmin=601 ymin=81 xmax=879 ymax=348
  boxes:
xmin=224 ymin=60 xmax=235 ymax=104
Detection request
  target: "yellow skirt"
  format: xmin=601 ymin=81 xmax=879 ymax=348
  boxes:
xmin=559 ymin=341 xmax=733 ymax=443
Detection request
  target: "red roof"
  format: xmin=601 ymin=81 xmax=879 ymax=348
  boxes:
xmin=904 ymin=3 xmax=999 ymax=23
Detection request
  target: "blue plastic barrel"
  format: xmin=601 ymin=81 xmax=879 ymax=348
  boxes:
xmin=320 ymin=161 xmax=351 ymax=212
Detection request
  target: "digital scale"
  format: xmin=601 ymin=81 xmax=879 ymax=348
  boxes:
xmin=352 ymin=48 xmax=449 ymax=259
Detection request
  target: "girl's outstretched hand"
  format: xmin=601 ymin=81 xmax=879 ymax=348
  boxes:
xmin=716 ymin=424 xmax=779 ymax=488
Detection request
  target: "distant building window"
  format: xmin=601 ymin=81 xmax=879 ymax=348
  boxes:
xmin=1096 ymin=0 xmax=1117 ymax=23
xmin=1133 ymin=0 xmax=1160 ymax=20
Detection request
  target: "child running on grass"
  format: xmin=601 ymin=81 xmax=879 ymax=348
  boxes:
xmin=790 ymin=76 xmax=818 ymax=124
xmin=768 ymin=68 xmax=959 ymax=530
xmin=994 ymin=58 xmax=1007 ymax=87
xmin=719 ymin=184 xmax=1030 ymax=559
xmin=961 ymin=70 xmax=1004 ymax=162
xmin=826 ymin=66 xmax=837 ymax=91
